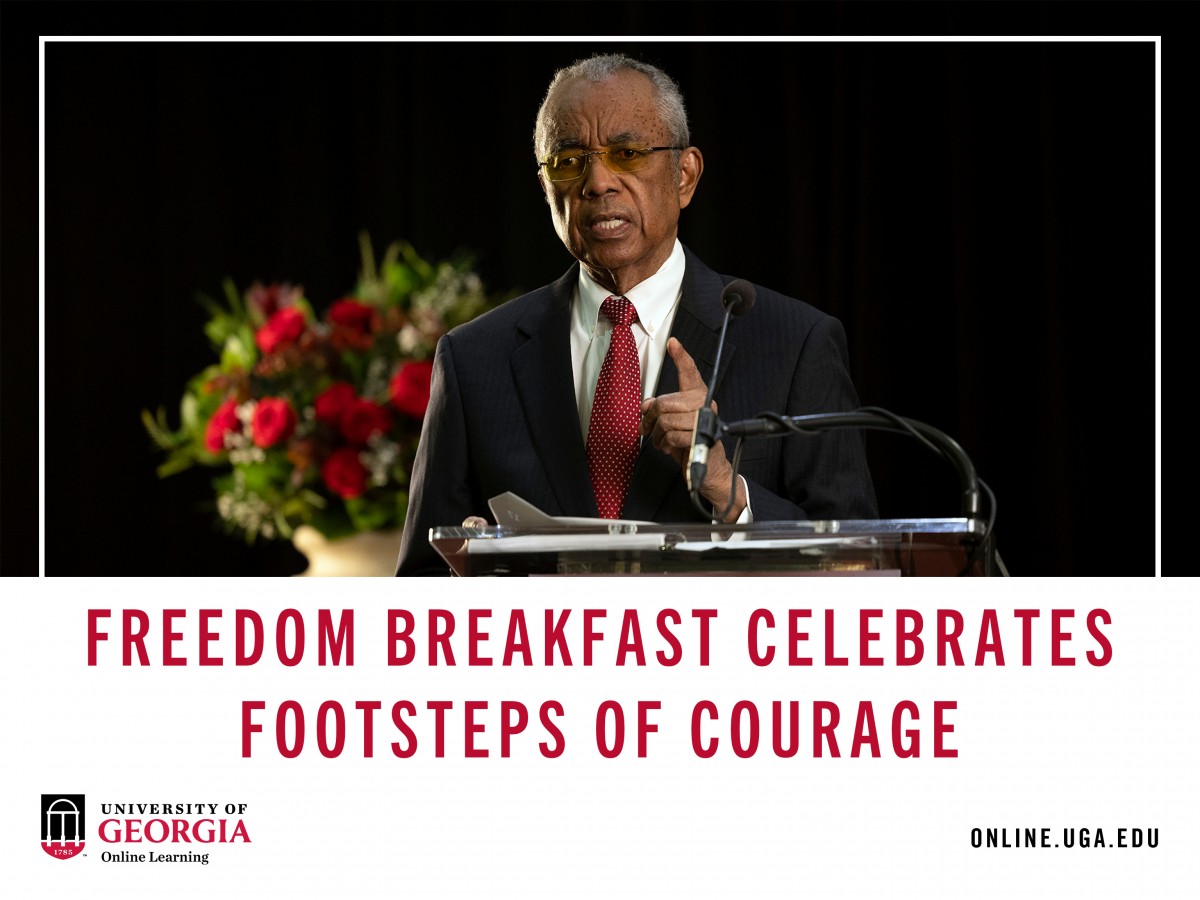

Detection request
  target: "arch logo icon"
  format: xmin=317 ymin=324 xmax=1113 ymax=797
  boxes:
xmin=41 ymin=794 xmax=85 ymax=860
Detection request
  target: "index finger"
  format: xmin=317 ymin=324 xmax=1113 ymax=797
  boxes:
xmin=668 ymin=337 xmax=708 ymax=393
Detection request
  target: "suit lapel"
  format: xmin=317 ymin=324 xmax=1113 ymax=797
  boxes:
xmin=509 ymin=266 xmax=598 ymax=517
xmin=624 ymin=248 xmax=737 ymax=520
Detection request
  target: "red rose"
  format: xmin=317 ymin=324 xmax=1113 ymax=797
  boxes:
xmin=329 ymin=298 xmax=377 ymax=334
xmin=390 ymin=360 xmax=435 ymax=420
xmin=255 ymin=307 xmax=307 ymax=354
xmin=340 ymin=398 xmax=392 ymax=445
xmin=315 ymin=381 xmax=357 ymax=426
xmin=250 ymin=397 xmax=297 ymax=448
xmin=204 ymin=399 xmax=242 ymax=452
xmin=321 ymin=446 xmax=368 ymax=499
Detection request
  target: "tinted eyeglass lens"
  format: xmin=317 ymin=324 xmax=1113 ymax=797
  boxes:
xmin=544 ymin=149 xmax=587 ymax=181
xmin=605 ymin=146 xmax=652 ymax=172
xmin=543 ymin=146 xmax=653 ymax=181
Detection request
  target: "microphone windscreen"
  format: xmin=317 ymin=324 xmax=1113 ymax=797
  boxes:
xmin=720 ymin=279 xmax=757 ymax=316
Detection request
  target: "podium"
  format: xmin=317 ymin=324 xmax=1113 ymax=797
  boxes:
xmin=429 ymin=517 xmax=994 ymax=576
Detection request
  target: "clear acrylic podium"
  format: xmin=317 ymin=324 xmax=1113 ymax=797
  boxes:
xmin=429 ymin=518 xmax=994 ymax=576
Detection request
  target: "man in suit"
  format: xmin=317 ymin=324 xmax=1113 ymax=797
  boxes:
xmin=396 ymin=53 xmax=876 ymax=575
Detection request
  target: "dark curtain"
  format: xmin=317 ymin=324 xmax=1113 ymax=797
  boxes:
xmin=36 ymin=38 xmax=1155 ymax=575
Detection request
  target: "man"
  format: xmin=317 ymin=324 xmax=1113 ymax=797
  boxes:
xmin=396 ymin=53 xmax=876 ymax=575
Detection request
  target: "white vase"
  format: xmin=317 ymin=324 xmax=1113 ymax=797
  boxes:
xmin=291 ymin=525 xmax=403 ymax=577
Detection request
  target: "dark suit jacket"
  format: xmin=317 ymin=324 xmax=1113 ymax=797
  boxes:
xmin=395 ymin=246 xmax=877 ymax=575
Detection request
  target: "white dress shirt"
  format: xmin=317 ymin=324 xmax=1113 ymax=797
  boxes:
xmin=569 ymin=239 xmax=752 ymax=522
xmin=571 ymin=239 xmax=685 ymax=441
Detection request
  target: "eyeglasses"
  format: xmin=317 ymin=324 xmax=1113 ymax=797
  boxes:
xmin=537 ymin=144 xmax=684 ymax=182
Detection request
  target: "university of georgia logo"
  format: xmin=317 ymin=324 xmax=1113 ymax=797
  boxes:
xmin=41 ymin=794 xmax=85 ymax=860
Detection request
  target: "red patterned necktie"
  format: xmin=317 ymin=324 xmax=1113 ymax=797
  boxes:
xmin=588 ymin=295 xmax=641 ymax=519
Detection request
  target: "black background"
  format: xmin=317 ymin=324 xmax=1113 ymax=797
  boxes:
xmin=4 ymin=4 xmax=1161 ymax=576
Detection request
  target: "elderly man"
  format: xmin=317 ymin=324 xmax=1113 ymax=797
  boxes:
xmin=396 ymin=53 xmax=876 ymax=575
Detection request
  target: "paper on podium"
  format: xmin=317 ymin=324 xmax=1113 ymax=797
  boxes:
xmin=475 ymin=492 xmax=663 ymax=555
xmin=487 ymin=491 xmax=655 ymax=529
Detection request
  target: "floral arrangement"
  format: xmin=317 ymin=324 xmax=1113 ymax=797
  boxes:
xmin=143 ymin=233 xmax=509 ymax=543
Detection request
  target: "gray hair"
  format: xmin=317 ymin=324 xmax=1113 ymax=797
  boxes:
xmin=533 ymin=53 xmax=691 ymax=160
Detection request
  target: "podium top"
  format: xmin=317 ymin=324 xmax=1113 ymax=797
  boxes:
xmin=429 ymin=518 xmax=991 ymax=577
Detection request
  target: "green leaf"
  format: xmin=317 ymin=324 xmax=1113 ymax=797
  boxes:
xmin=300 ymin=489 xmax=328 ymax=509
xmin=273 ymin=511 xmax=294 ymax=540
xmin=358 ymin=231 xmax=378 ymax=284
xmin=223 ymin=277 xmax=245 ymax=318
xmin=339 ymin=349 xmax=366 ymax=387
xmin=344 ymin=495 xmax=396 ymax=533
xmin=308 ymin=503 xmax=358 ymax=541
xmin=141 ymin=407 xmax=180 ymax=450
xmin=378 ymin=260 xmax=416 ymax=305
xmin=156 ymin=449 xmax=198 ymax=478
xmin=221 ymin=332 xmax=255 ymax=371
xmin=399 ymin=241 xmax=435 ymax=283
xmin=180 ymin=392 xmax=201 ymax=433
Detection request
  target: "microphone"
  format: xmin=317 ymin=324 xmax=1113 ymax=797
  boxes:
xmin=687 ymin=279 xmax=757 ymax=497
xmin=719 ymin=278 xmax=757 ymax=317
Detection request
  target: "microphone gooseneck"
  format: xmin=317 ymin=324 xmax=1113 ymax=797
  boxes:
xmin=722 ymin=410 xmax=982 ymax=520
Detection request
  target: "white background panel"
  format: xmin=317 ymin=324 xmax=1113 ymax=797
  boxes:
xmin=2 ymin=577 xmax=1195 ymax=898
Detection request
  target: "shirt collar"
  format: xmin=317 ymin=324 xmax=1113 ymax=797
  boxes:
xmin=576 ymin=239 xmax=685 ymax=336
